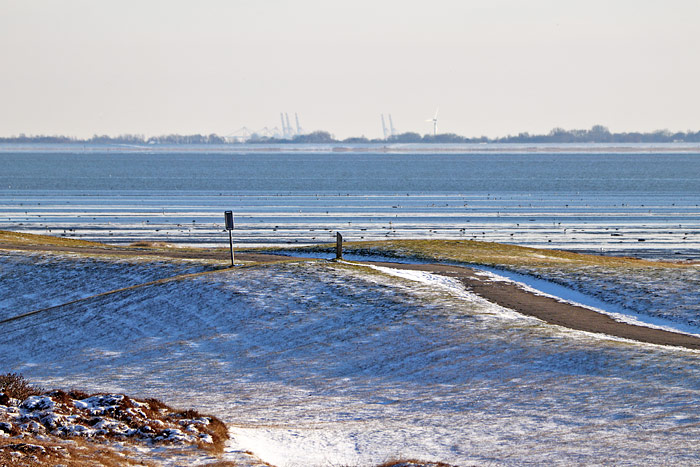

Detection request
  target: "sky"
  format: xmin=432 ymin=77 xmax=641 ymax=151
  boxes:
xmin=1 ymin=0 xmax=700 ymax=139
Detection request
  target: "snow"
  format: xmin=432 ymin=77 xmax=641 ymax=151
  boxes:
xmin=20 ymin=396 xmax=55 ymax=411
xmin=365 ymin=262 xmax=536 ymax=323
xmin=3 ymin=255 xmax=700 ymax=465
xmin=0 ymin=251 xmax=212 ymax=320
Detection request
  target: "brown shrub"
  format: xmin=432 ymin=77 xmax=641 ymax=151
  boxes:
xmin=169 ymin=408 xmax=229 ymax=453
xmin=376 ymin=461 xmax=459 ymax=467
xmin=68 ymin=389 xmax=91 ymax=400
xmin=176 ymin=408 xmax=203 ymax=419
xmin=145 ymin=397 xmax=169 ymax=411
xmin=138 ymin=397 xmax=170 ymax=420
xmin=204 ymin=415 xmax=230 ymax=453
xmin=46 ymin=389 xmax=71 ymax=404
xmin=0 ymin=373 xmax=43 ymax=400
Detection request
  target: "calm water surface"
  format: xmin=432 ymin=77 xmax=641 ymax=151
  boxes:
xmin=2 ymin=145 xmax=700 ymax=258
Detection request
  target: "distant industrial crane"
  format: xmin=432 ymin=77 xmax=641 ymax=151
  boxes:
xmin=224 ymin=127 xmax=254 ymax=143
xmin=426 ymin=108 xmax=439 ymax=136
xmin=279 ymin=112 xmax=302 ymax=138
xmin=388 ymin=114 xmax=396 ymax=137
xmin=280 ymin=113 xmax=288 ymax=138
xmin=258 ymin=126 xmax=280 ymax=138
xmin=285 ymin=113 xmax=293 ymax=136
xmin=228 ymin=113 xmax=303 ymax=142
xmin=381 ymin=114 xmax=389 ymax=140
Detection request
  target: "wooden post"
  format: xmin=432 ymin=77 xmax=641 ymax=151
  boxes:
xmin=336 ymin=232 xmax=343 ymax=260
xmin=228 ymin=230 xmax=234 ymax=266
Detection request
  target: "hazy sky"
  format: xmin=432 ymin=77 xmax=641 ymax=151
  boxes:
xmin=2 ymin=0 xmax=699 ymax=139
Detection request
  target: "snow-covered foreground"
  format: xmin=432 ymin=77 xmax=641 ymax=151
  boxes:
xmin=2 ymin=255 xmax=700 ymax=465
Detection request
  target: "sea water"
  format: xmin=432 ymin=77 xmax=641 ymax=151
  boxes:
xmin=2 ymin=143 xmax=700 ymax=259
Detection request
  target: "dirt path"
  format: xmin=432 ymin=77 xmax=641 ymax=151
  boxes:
xmin=3 ymin=241 xmax=699 ymax=350
xmin=367 ymin=261 xmax=700 ymax=351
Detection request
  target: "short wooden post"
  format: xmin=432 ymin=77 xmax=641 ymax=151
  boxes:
xmin=336 ymin=232 xmax=343 ymax=260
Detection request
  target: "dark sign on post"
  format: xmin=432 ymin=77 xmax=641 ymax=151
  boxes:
xmin=224 ymin=211 xmax=234 ymax=230
xmin=224 ymin=211 xmax=234 ymax=266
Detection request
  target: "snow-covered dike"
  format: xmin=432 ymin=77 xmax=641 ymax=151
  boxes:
xmin=0 ymin=251 xmax=212 ymax=319
xmin=2 ymin=258 xmax=700 ymax=465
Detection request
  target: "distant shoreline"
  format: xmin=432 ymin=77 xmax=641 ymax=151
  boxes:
xmin=3 ymin=141 xmax=700 ymax=154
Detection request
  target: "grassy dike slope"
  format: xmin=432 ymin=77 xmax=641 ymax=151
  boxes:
xmin=306 ymin=238 xmax=693 ymax=269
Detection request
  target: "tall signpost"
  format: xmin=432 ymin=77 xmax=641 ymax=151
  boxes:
xmin=224 ymin=211 xmax=234 ymax=267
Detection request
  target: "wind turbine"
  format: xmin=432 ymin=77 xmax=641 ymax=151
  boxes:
xmin=426 ymin=108 xmax=439 ymax=136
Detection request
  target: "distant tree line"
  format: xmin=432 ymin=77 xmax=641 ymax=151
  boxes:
xmin=0 ymin=133 xmax=226 ymax=145
xmin=375 ymin=125 xmax=700 ymax=144
xmin=4 ymin=125 xmax=700 ymax=144
xmin=248 ymin=131 xmax=336 ymax=144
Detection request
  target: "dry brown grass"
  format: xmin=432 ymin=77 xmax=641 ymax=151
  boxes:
xmin=0 ymin=436 xmax=157 ymax=466
xmin=0 ymin=229 xmax=248 ymax=264
xmin=375 ymin=460 xmax=460 ymax=467
xmin=167 ymin=406 xmax=230 ymax=453
xmin=144 ymin=396 xmax=169 ymax=413
xmin=128 ymin=241 xmax=175 ymax=248
xmin=311 ymin=238 xmax=692 ymax=270
xmin=0 ymin=229 xmax=105 ymax=248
